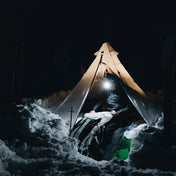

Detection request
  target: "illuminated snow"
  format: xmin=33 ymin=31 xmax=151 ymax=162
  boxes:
xmin=0 ymin=100 xmax=175 ymax=176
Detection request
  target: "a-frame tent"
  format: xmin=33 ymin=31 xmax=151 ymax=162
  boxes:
xmin=49 ymin=43 xmax=162 ymax=128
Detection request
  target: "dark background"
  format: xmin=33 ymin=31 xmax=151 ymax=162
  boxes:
xmin=0 ymin=2 xmax=176 ymax=110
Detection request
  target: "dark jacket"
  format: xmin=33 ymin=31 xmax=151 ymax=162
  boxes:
xmin=92 ymin=73 xmax=135 ymax=115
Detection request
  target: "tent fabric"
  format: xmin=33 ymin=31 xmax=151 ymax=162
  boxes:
xmin=49 ymin=49 xmax=103 ymax=127
xmin=122 ymin=84 xmax=162 ymax=126
xmin=49 ymin=43 xmax=162 ymax=128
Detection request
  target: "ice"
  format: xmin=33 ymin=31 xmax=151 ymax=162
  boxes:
xmin=0 ymin=99 xmax=175 ymax=176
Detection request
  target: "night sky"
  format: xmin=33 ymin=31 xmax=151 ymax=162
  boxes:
xmin=1 ymin=2 xmax=176 ymax=109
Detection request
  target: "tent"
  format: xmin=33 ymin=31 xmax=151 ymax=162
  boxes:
xmin=49 ymin=43 xmax=162 ymax=129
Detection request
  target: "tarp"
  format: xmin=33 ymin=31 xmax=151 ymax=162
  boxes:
xmin=122 ymin=84 xmax=163 ymax=126
xmin=49 ymin=43 xmax=162 ymax=128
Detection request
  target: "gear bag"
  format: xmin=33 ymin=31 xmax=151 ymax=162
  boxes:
xmin=70 ymin=112 xmax=113 ymax=155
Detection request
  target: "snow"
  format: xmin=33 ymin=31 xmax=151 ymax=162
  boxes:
xmin=0 ymin=99 xmax=176 ymax=176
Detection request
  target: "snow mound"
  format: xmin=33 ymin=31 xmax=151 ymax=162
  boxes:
xmin=128 ymin=124 xmax=176 ymax=171
xmin=0 ymin=99 xmax=175 ymax=176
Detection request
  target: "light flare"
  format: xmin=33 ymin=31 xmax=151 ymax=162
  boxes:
xmin=103 ymin=81 xmax=111 ymax=89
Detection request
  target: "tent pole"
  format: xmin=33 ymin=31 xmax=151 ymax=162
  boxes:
xmin=89 ymin=51 xmax=104 ymax=90
xmin=73 ymin=52 xmax=104 ymax=126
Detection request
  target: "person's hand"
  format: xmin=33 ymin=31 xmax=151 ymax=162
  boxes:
xmin=110 ymin=110 xmax=117 ymax=116
xmin=90 ymin=110 xmax=96 ymax=113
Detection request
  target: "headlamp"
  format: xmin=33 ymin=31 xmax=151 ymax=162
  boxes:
xmin=103 ymin=81 xmax=111 ymax=89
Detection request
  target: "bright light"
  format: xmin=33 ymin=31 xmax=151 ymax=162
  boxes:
xmin=103 ymin=81 xmax=111 ymax=89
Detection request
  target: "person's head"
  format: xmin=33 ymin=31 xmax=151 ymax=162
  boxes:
xmin=105 ymin=73 xmax=121 ymax=91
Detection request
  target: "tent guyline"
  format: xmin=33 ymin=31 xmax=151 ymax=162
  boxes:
xmin=49 ymin=42 xmax=162 ymax=129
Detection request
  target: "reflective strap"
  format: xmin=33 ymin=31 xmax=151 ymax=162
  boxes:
xmin=94 ymin=136 xmax=99 ymax=145
xmin=74 ymin=118 xmax=91 ymax=139
xmin=70 ymin=118 xmax=87 ymax=137
xmin=79 ymin=131 xmax=92 ymax=152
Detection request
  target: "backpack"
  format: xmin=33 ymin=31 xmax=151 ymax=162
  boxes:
xmin=70 ymin=112 xmax=113 ymax=156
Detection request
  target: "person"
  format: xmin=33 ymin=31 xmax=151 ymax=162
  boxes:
xmin=90 ymin=70 xmax=136 ymax=117
xmin=89 ymin=70 xmax=142 ymax=158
